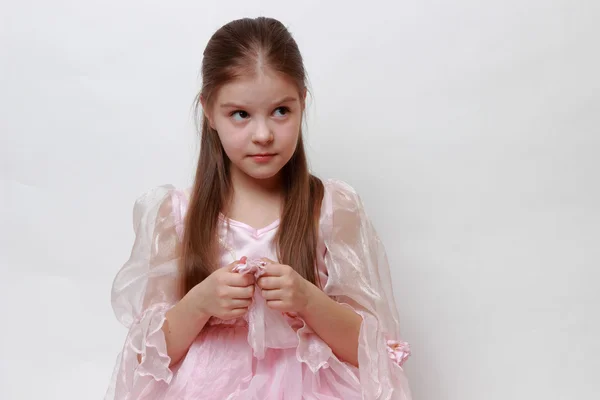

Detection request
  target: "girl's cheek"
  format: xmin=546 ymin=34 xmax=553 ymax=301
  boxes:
xmin=220 ymin=129 xmax=247 ymax=151
xmin=280 ymin=126 xmax=301 ymax=145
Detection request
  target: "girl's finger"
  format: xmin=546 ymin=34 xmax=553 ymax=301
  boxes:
xmin=225 ymin=308 xmax=248 ymax=320
xmin=260 ymin=260 xmax=285 ymax=276
xmin=228 ymin=285 xmax=255 ymax=299
xmin=261 ymin=288 xmax=283 ymax=301
xmin=226 ymin=272 xmax=255 ymax=287
xmin=265 ymin=299 xmax=285 ymax=311
xmin=228 ymin=299 xmax=252 ymax=309
xmin=257 ymin=276 xmax=283 ymax=290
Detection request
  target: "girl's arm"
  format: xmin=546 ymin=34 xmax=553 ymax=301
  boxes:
xmin=299 ymin=284 xmax=362 ymax=367
xmin=150 ymin=259 xmax=256 ymax=367
xmin=134 ymin=290 xmax=210 ymax=367
xmin=159 ymin=295 xmax=211 ymax=366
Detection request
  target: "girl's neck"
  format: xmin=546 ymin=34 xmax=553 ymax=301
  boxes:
xmin=230 ymin=165 xmax=283 ymax=196
xmin=225 ymin=166 xmax=284 ymax=229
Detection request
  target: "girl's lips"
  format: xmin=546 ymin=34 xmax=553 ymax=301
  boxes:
xmin=250 ymin=154 xmax=276 ymax=163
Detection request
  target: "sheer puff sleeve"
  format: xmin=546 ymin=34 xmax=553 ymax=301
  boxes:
xmin=105 ymin=185 xmax=187 ymax=400
xmin=320 ymin=179 xmax=413 ymax=400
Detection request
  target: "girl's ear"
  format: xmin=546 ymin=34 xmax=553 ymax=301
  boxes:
xmin=200 ymin=95 xmax=215 ymax=129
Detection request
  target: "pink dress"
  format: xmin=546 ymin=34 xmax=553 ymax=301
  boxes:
xmin=105 ymin=179 xmax=412 ymax=400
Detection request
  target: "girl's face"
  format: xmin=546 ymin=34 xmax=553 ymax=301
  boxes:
xmin=204 ymin=69 xmax=305 ymax=183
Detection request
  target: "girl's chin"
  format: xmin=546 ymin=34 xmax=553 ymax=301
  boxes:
xmin=233 ymin=164 xmax=284 ymax=182
xmin=245 ymin=168 xmax=283 ymax=181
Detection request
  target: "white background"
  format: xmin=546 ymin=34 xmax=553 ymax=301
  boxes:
xmin=1 ymin=0 xmax=599 ymax=399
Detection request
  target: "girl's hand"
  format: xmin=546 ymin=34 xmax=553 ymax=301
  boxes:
xmin=188 ymin=257 xmax=255 ymax=320
xmin=256 ymin=258 xmax=313 ymax=314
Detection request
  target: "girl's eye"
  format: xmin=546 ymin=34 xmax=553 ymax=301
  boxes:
xmin=274 ymin=107 xmax=289 ymax=117
xmin=231 ymin=110 xmax=249 ymax=121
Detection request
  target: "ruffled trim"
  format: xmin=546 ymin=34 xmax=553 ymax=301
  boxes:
xmin=339 ymin=301 xmax=411 ymax=397
xmin=129 ymin=303 xmax=174 ymax=384
xmin=294 ymin=317 xmax=333 ymax=373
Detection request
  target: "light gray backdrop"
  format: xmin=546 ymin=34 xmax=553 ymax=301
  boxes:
xmin=1 ymin=0 xmax=599 ymax=399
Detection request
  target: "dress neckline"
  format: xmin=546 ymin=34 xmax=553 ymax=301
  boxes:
xmin=182 ymin=187 xmax=281 ymax=237
xmin=219 ymin=213 xmax=281 ymax=237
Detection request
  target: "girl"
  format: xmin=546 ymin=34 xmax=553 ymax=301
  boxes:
xmin=105 ymin=17 xmax=412 ymax=400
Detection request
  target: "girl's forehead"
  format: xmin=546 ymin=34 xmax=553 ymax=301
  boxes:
xmin=216 ymin=71 xmax=299 ymax=107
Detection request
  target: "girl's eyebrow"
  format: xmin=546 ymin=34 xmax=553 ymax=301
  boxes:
xmin=220 ymin=96 xmax=298 ymax=109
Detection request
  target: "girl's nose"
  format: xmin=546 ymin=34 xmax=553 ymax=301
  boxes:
xmin=251 ymin=120 xmax=274 ymax=144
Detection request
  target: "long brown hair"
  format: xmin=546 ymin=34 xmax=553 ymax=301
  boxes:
xmin=180 ymin=17 xmax=324 ymax=296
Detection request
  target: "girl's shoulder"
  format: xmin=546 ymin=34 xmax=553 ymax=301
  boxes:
xmin=321 ymin=178 xmax=363 ymax=214
xmin=131 ymin=184 xmax=188 ymax=213
xmin=322 ymin=178 xmax=356 ymax=195
xmin=320 ymin=179 xmax=367 ymax=239
xmin=129 ymin=184 xmax=190 ymax=238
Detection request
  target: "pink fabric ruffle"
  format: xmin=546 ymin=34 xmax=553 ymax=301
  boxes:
xmin=386 ymin=339 xmax=411 ymax=367
xmin=130 ymin=303 xmax=173 ymax=383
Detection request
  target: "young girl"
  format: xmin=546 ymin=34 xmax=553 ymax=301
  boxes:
xmin=105 ymin=17 xmax=412 ymax=400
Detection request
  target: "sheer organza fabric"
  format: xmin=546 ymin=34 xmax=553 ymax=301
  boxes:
xmin=105 ymin=180 xmax=411 ymax=400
